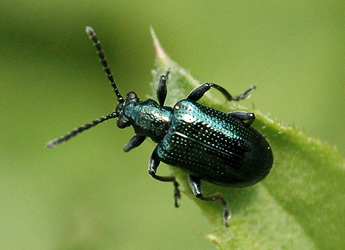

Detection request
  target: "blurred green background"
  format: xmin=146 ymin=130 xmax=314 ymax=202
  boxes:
xmin=1 ymin=1 xmax=344 ymax=249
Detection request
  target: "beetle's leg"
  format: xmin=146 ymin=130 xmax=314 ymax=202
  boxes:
xmin=148 ymin=147 xmax=181 ymax=207
xmin=187 ymin=83 xmax=230 ymax=101
xmin=188 ymin=174 xmax=230 ymax=227
xmin=187 ymin=83 xmax=255 ymax=102
xmin=229 ymin=111 xmax=255 ymax=126
xmin=156 ymin=69 xmax=170 ymax=106
xmin=123 ymin=135 xmax=146 ymax=152
xmin=232 ymin=85 xmax=256 ymax=101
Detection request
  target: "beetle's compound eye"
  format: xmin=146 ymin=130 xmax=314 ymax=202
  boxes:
xmin=117 ymin=118 xmax=129 ymax=128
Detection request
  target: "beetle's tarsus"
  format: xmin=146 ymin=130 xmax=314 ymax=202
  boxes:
xmin=220 ymin=197 xmax=231 ymax=227
xmin=174 ymin=180 xmax=181 ymax=207
xmin=232 ymin=85 xmax=256 ymax=101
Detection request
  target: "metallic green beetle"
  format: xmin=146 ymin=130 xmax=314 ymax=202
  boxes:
xmin=47 ymin=27 xmax=273 ymax=227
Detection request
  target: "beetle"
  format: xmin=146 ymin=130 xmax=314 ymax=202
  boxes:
xmin=47 ymin=26 xmax=273 ymax=227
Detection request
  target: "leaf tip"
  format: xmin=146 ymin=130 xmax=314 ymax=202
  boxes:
xmin=150 ymin=26 xmax=169 ymax=64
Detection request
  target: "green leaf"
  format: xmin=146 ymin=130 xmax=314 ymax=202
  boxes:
xmin=150 ymin=28 xmax=345 ymax=250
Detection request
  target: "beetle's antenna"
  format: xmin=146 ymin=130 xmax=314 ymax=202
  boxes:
xmin=86 ymin=26 xmax=124 ymax=103
xmin=46 ymin=112 xmax=118 ymax=148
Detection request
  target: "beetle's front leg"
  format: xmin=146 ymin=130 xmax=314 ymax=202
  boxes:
xmin=156 ymin=69 xmax=170 ymax=106
xmin=229 ymin=111 xmax=255 ymax=126
xmin=148 ymin=146 xmax=181 ymax=207
xmin=188 ymin=174 xmax=230 ymax=227
xmin=123 ymin=135 xmax=146 ymax=152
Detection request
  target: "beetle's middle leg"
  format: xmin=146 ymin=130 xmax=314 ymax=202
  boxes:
xmin=148 ymin=146 xmax=181 ymax=207
xmin=187 ymin=83 xmax=255 ymax=102
xmin=188 ymin=174 xmax=230 ymax=227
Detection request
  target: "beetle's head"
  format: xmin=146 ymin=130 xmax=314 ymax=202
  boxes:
xmin=116 ymin=91 xmax=139 ymax=129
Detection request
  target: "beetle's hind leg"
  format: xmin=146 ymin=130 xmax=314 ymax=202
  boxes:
xmin=148 ymin=147 xmax=181 ymax=207
xmin=188 ymin=174 xmax=230 ymax=227
xmin=229 ymin=111 xmax=255 ymax=126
